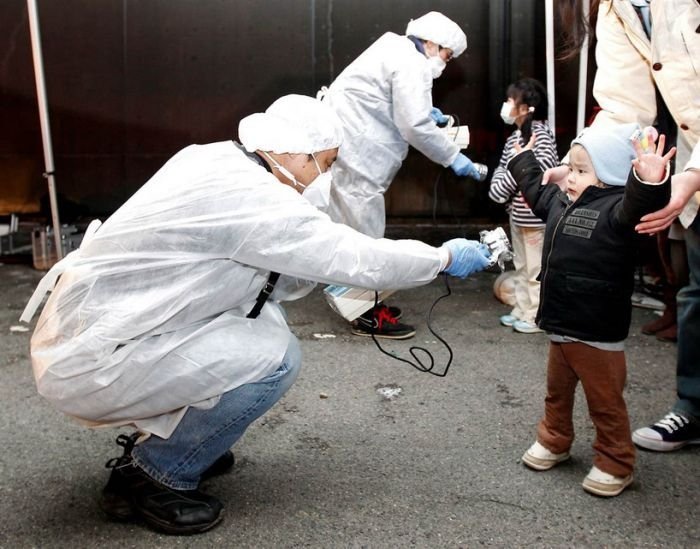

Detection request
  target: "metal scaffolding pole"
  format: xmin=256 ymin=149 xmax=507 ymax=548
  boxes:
xmin=545 ymin=0 xmax=556 ymax=133
xmin=576 ymin=0 xmax=591 ymax=133
xmin=27 ymin=0 xmax=63 ymax=260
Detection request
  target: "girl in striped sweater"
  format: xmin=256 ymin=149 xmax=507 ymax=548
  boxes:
xmin=489 ymin=78 xmax=559 ymax=333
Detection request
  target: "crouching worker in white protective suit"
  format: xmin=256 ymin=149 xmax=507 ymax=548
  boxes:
xmin=319 ymin=11 xmax=488 ymax=340
xmin=20 ymin=94 xmax=492 ymax=535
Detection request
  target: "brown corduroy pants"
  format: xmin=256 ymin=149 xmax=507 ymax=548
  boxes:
xmin=536 ymin=341 xmax=636 ymax=477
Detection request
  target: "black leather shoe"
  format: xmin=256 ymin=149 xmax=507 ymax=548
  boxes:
xmin=100 ymin=433 xmax=140 ymax=521
xmin=102 ymin=459 xmax=223 ymax=535
xmin=201 ymin=449 xmax=235 ymax=481
xmin=118 ymin=462 xmax=223 ymax=535
xmin=101 ymin=434 xmax=231 ymax=534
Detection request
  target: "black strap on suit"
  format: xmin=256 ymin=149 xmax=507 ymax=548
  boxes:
xmin=246 ymin=272 xmax=280 ymax=319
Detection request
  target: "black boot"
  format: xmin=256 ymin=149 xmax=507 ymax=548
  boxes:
xmin=201 ymin=449 xmax=235 ymax=481
xmin=100 ymin=434 xmax=229 ymax=535
xmin=114 ymin=461 xmax=223 ymax=535
xmin=100 ymin=433 xmax=140 ymax=521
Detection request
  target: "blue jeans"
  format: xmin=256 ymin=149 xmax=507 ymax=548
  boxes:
xmin=675 ymin=218 xmax=700 ymax=421
xmin=132 ymin=335 xmax=302 ymax=490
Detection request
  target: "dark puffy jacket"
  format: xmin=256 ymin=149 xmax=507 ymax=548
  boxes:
xmin=508 ymin=150 xmax=671 ymax=342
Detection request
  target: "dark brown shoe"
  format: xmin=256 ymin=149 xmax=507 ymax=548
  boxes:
xmin=642 ymin=312 xmax=676 ymax=335
xmin=656 ymin=324 xmax=677 ymax=343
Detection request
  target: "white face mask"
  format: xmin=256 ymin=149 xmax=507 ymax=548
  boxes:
xmin=500 ymin=102 xmax=516 ymax=125
xmin=427 ymin=55 xmax=446 ymax=79
xmin=264 ymin=151 xmax=332 ymax=211
xmin=302 ymin=153 xmax=333 ymax=211
xmin=302 ymin=170 xmax=332 ymax=212
xmin=263 ymin=152 xmax=307 ymax=190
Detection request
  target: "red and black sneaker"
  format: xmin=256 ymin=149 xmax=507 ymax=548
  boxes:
xmin=368 ymin=303 xmax=402 ymax=319
xmin=351 ymin=304 xmax=415 ymax=340
xmin=384 ymin=304 xmax=402 ymax=320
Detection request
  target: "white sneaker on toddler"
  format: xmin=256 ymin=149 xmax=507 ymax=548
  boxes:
xmin=581 ymin=465 xmax=633 ymax=497
xmin=521 ymin=441 xmax=570 ymax=471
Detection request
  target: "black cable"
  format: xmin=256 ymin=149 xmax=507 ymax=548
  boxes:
xmin=431 ymin=112 xmax=469 ymax=237
xmin=369 ymin=111 xmax=472 ymax=376
xmin=368 ymin=273 xmax=454 ymax=377
xmin=432 ymin=168 xmax=444 ymax=223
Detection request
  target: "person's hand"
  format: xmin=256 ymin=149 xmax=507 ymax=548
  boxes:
xmin=450 ymin=153 xmax=488 ymax=181
xmin=636 ymin=170 xmax=700 ymax=234
xmin=512 ymin=133 xmax=536 ymax=155
xmin=542 ymin=165 xmax=569 ymax=188
xmin=441 ymin=239 xmax=492 ymax=278
xmin=631 ymin=133 xmax=676 ymax=183
xmin=430 ymin=107 xmax=450 ymax=125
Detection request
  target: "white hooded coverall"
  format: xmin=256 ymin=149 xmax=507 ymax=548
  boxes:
xmin=26 ymin=142 xmax=444 ymax=438
xmin=323 ymin=32 xmax=461 ymax=239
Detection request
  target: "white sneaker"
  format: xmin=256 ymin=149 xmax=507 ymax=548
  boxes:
xmin=630 ymin=292 xmax=665 ymax=311
xmin=521 ymin=441 xmax=570 ymax=471
xmin=582 ymin=465 xmax=633 ymax=497
xmin=499 ymin=314 xmax=517 ymax=327
xmin=513 ymin=320 xmax=543 ymax=334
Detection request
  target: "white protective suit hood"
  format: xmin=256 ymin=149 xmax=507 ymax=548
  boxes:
xmin=238 ymin=94 xmax=343 ymax=155
xmin=405 ymin=12 xmax=467 ymax=57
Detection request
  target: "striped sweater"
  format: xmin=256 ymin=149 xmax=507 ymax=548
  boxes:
xmin=488 ymin=121 xmax=559 ymax=227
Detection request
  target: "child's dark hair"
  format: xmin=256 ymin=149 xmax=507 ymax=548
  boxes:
xmin=506 ymin=78 xmax=549 ymax=144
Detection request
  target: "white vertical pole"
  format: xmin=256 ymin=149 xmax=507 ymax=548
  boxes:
xmin=576 ymin=0 xmax=590 ymax=132
xmin=27 ymin=0 xmax=63 ymax=260
xmin=545 ymin=0 xmax=556 ymax=133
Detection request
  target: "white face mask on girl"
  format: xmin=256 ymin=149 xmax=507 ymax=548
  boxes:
xmin=427 ymin=55 xmax=446 ymax=79
xmin=500 ymin=101 xmax=535 ymax=125
xmin=500 ymin=102 xmax=517 ymax=125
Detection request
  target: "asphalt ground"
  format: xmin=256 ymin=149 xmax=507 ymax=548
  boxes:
xmin=1 ymin=261 xmax=698 ymax=548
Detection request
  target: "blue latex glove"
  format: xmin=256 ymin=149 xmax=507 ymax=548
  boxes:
xmin=430 ymin=107 xmax=450 ymax=125
xmin=441 ymin=239 xmax=492 ymax=278
xmin=450 ymin=153 xmax=487 ymax=180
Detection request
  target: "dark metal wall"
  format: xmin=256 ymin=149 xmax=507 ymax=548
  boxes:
xmin=0 ymin=0 xmax=589 ymax=221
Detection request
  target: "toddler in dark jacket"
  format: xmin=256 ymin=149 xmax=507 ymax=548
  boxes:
xmin=508 ymin=123 xmax=675 ymax=497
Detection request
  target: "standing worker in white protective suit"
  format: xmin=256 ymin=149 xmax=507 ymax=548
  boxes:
xmin=320 ymin=11 xmax=487 ymax=339
xmin=21 ymin=95 xmax=491 ymax=536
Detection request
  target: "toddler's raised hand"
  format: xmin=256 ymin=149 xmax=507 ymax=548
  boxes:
xmin=632 ymin=133 xmax=676 ymax=183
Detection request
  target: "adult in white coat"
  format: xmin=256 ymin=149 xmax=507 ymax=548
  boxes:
xmin=21 ymin=94 xmax=491 ymax=535
xmin=320 ymin=11 xmax=482 ymax=338
xmin=551 ymin=0 xmax=700 ymax=453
